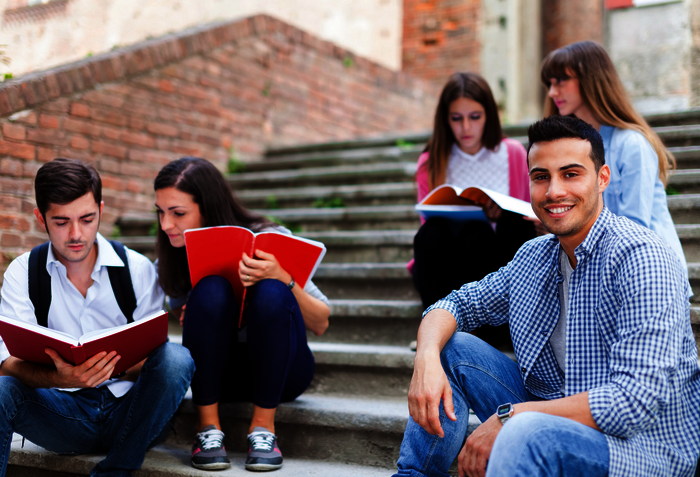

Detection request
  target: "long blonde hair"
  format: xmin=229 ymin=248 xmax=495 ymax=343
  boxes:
xmin=541 ymin=41 xmax=675 ymax=185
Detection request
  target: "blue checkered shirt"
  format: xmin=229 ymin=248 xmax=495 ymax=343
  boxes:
xmin=427 ymin=207 xmax=700 ymax=476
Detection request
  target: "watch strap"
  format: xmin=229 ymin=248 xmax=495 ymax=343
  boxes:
xmin=287 ymin=276 xmax=295 ymax=289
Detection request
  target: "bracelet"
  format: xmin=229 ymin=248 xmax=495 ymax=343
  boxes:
xmin=287 ymin=276 xmax=295 ymax=290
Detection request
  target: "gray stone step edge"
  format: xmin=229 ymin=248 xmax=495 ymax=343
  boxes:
xmin=10 ymin=437 xmax=398 ymax=477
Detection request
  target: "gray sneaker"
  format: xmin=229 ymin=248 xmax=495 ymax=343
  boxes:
xmin=191 ymin=425 xmax=231 ymax=470
xmin=245 ymin=427 xmax=283 ymax=471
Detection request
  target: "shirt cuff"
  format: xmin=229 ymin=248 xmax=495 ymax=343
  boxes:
xmin=0 ymin=343 xmax=11 ymax=365
xmin=588 ymin=385 xmax=627 ymax=438
xmin=423 ymin=297 xmax=463 ymax=330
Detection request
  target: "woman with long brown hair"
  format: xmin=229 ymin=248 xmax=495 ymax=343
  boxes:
xmin=154 ymin=157 xmax=330 ymax=472
xmin=411 ymin=72 xmax=536 ymax=350
xmin=541 ymin=40 xmax=687 ymax=272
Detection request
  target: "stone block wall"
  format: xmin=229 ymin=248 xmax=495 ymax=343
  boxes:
xmin=0 ymin=14 xmax=438 ymax=282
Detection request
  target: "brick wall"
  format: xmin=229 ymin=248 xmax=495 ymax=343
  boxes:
xmin=542 ymin=0 xmax=603 ymax=55
xmin=402 ymin=0 xmax=482 ymax=86
xmin=0 ymin=14 xmax=438 ymax=281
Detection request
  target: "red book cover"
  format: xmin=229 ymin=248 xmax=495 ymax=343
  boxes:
xmin=0 ymin=310 xmax=168 ymax=375
xmin=184 ymin=226 xmax=326 ymax=326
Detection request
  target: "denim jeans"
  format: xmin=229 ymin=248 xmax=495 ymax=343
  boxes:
xmin=0 ymin=342 xmax=195 ymax=477
xmin=393 ymin=332 xmax=609 ymax=477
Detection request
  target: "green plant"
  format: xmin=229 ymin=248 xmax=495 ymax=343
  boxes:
xmin=227 ymin=147 xmax=246 ymax=174
xmin=313 ymin=197 xmax=345 ymax=208
xmin=3 ymin=73 xmax=12 ymax=81
xmin=343 ymin=56 xmax=354 ymax=68
xmin=666 ymin=185 xmax=680 ymax=196
xmin=262 ymin=81 xmax=272 ymax=97
xmin=148 ymin=221 xmax=159 ymax=236
xmin=396 ymin=138 xmax=417 ymax=150
xmin=86 ymin=51 xmax=93 ymax=58
xmin=110 ymin=225 xmax=121 ymax=238
xmin=265 ymin=195 xmax=279 ymax=209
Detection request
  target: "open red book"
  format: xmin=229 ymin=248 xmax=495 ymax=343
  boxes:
xmin=0 ymin=310 xmax=168 ymax=375
xmin=184 ymin=226 xmax=326 ymax=327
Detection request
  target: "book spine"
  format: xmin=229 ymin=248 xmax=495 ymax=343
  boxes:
xmin=71 ymin=345 xmax=87 ymax=366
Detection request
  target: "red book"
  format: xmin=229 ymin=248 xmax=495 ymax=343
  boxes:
xmin=0 ymin=310 xmax=168 ymax=375
xmin=184 ymin=226 xmax=327 ymax=326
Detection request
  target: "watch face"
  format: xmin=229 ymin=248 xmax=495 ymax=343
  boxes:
xmin=497 ymin=403 xmax=512 ymax=418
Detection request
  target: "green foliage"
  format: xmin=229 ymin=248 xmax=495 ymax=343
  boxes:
xmin=262 ymin=81 xmax=272 ymax=97
xmin=396 ymin=138 xmax=417 ymax=150
xmin=265 ymin=195 xmax=279 ymax=209
xmin=86 ymin=51 xmax=93 ymax=58
xmin=227 ymin=148 xmax=246 ymax=174
xmin=343 ymin=56 xmax=354 ymax=68
xmin=264 ymin=216 xmax=302 ymax=234
xmin=313 ymin=197 xmax=345 ymax=208
xmin=666 ymin=185 xmax=680 ymax=196
xmin=148 ymin=222 xmax=159 ymax=237
xmin=3 ymin=73 xmax=12 ymax=81
xmin=110 ymin=225 xmax=121 ymax=238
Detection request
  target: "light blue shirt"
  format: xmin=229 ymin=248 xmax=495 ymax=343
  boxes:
xmin=427 ymin=208 xmax=699 ymax=476
xmin=0 ymin=233 xmax=165 ymax=396
xmin=599 ymin=125 xmax=687 ymax=274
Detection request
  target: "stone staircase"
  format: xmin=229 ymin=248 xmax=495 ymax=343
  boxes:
xmin=9 ymin=110 xmax=700 ymax=475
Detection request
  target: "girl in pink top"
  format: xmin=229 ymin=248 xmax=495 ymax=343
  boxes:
xmin=412 ymin=72 xmax=535 ymax=350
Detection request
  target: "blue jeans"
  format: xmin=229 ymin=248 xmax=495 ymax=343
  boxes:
xmin=393 ymin=332 xmax=609 ymax=477
xmin=183 ymin=276 xmax=314 ymax=408
xmin=0 ymin=342 xmax=195 ymax=477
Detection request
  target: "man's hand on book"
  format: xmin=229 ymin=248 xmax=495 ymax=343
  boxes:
xmin=45 ymin=348 xmax=121 ymax=388
xmin=239 ymin=250 xmax=291 ymax=288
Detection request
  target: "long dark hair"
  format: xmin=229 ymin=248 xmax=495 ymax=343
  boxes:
xmin=422 ymin=72 xmax=503 ymax=189
xmin=540 ymin=41 xmax=674 ymax=184
xmin=154 ymin=157 xmax=271 ymax=297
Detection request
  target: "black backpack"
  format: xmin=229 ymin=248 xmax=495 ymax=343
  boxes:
xmin=28 ymin=240 xmax=137 ymax=327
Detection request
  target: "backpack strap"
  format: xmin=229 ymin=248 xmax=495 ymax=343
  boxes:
xmin=107 ymin=240 xmax=136 ymax=324
xmin=28 ymin=240 xmax=137 ymax=327
xmin=28 ymin=242 xmax=52 ymax=328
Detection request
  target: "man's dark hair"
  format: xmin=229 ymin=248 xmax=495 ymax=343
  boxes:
xmin=526 ymin=115 xmax=605 ymax=172
xmin=34 ymin=158 xmax=102 ymax=216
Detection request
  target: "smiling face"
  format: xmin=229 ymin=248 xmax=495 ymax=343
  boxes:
xmin=155 ymin=187 xmax=204 ymax=248
xmin=448 ymin=97 xmax=486 ymax=155
xmin=33 ymin=192 xmax=103 ymax=265
xmin=529 ymin=138 xmax=610 ymax=249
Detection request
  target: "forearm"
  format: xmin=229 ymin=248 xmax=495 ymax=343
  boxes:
xmin=513 ymin=391 xmax=599 ymax=431
xmin=0 ymin=357 xmax=59 ymax=388
xmin=415 ymin=309 xmax=458 ymax=365
xmin=294 ymin=288 xmax=330 ymax=336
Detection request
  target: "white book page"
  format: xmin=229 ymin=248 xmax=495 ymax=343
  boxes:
xmin=79 ymin=310 xmax=166 ymax=344
xmin=0 ymin=314 xmax=79 ymax=346
xmin=254 ymin=231 xmax=327 ymax=282
xmin=475 ymin=187 xmax=537 ymax=219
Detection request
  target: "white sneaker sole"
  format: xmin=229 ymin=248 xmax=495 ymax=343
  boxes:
xmin=192 ymin=460 xmax=232 ymax=470
xmin=245 ymin=462 xmax=283 ymax=471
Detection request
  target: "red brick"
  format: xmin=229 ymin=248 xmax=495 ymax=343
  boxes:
xmin=121 ymin=131 xmax=155 ymax=148
xmin=147 ymin=122 xmax=179 ymax=137
xmin=37 ymin=146 xmax=55 ymax=163
xmin=39 ymin=114 xmax=60 ymax=129
xmin=129 ymin=117 xmax=146 ymax=130
xmin=26 ymin=129 xmax=67 ymax=147
xmin=159 ymin=79 xmax=176 ymax=93
xmin=12 ymin=111 xmax=37 ymax=126
xmin=92 ymin=141 xmax=127 ymax=159
xmin=70 ymin=136 xmax=90 ymax=150
xmin=101 ymin=175 xmax=126 ymax=191
xmin=0 ymin=140 xmax=35 ymax=160
xmin=91 ymin=107 xmax=128 ymax=127
xmin=0 ymin=195 xmax=21 ymax=211
xmin=2 ymin=123 xmax=26 ymax=140
xmin=101 ymin=125 xmax=122 ymax=141
xmin=40 ymin=97 xmax=70 ymax=114
xmin=64 ymin=118 xmax=101 ymax=137
xmin=0 ymin=158 xmax=23 ymax=176
xmin=70 ymin=102 xmax=91 ymax=118
xmin=22 ymin=161 xmax=41 ymax=179
xmin=1 ymin=233 xmax=21 ymax=247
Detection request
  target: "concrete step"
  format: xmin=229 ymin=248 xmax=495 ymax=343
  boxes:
xmin=314 ymin=262 xmax=418 ymax=300
xmin=677 ymin=224 xmax=700 ymax=261
xmin=669 ymin=146 xmax=700 ymax=169
xmin=227 ymin=162 xmax=416 ymax=190
xmin=259 ymin=205 xmax=421 ymax=232
xmin=9 ymin=434 xmax=398 ymax=476
xmin=668 ymin=194 xmax=700 ymax=223
xmin=668 ymin=169 xmax=700 ymax=193
xmin=646 ymin=108 xmax=700 ymax=127
xmin=656 ymin=125 xmax=700 ymax=147
xmin=237 ymin=182 xmax=417 ymax=209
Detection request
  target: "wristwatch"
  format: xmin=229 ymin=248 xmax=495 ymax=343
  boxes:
xmin=287 ymin=276 xmax=295 ymax=290
xmin=496 ymin=402 xmax=514 ymax=425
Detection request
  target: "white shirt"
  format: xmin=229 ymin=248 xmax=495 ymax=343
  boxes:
xmin=0 ymin=233 xmax=165 ymax=396
xmin=445 ymin=141 xmax=510 ymax=195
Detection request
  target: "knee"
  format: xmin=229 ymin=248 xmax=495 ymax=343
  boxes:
xmin=189 ymin=275 xmax=236 ymax=316
xmin=492 ymin=412 xmax=555 ymax=456
xmin=0 ymin=376 xmax=24 ymax=416
xmin=147 ymin=343 xmax=195 ymax=385
xmin=440 ymin=332 xmax=489 ymax=367
xmin=246 ymin=279 xmax=297 ymax=325
xmin=414 ymin=218 xmax=450 ymax=249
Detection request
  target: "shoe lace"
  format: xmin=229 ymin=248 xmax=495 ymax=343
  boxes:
xmin=249 ymin=432 xmax=275 ymax=452
xmin=199 ymin=430 xmax=225 ymax=451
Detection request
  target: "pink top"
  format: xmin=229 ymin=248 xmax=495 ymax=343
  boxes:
xmin=408 ymin=138 xmax=530 ymax=272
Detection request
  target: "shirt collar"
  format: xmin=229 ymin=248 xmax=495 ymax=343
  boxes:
xmin=46 ymin=233 xmax=124 ymax=275
xmin=598 ymin=125 xmax=614 ymax=151
xmin=451 ymin=143 xmax=487 ymax=162
xmin=573 ymin=207 xmax=612 ymax=261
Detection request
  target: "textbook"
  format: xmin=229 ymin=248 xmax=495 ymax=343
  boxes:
xmin=184 ymin=226 xmax=327 ymax=326
xmin=0 ymin=310 xmax=168 ymax=375
xmin=415 ymin=185 xmax=537 ymax=221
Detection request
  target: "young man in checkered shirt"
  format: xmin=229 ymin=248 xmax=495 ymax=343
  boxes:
xmin=394 ymin=115 xmax=700 ymax=477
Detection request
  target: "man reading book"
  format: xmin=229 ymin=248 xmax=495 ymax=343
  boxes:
xmin=0 ymin=158 xmax=195 ymax=477
xmin=393 ymin=116 xmax=700 ymax=477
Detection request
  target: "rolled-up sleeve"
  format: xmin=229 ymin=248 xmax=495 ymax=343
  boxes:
xmin=588 ymin=240 xmax=685 ymax=439
xmin=0 ymin=253 xmax=35 ymax=363
xmin=126 ymin=249 xmax=165 ymax=321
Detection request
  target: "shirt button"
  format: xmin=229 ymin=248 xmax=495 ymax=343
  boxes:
xmin=521 ymin=367 xmax=526 ymax=373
